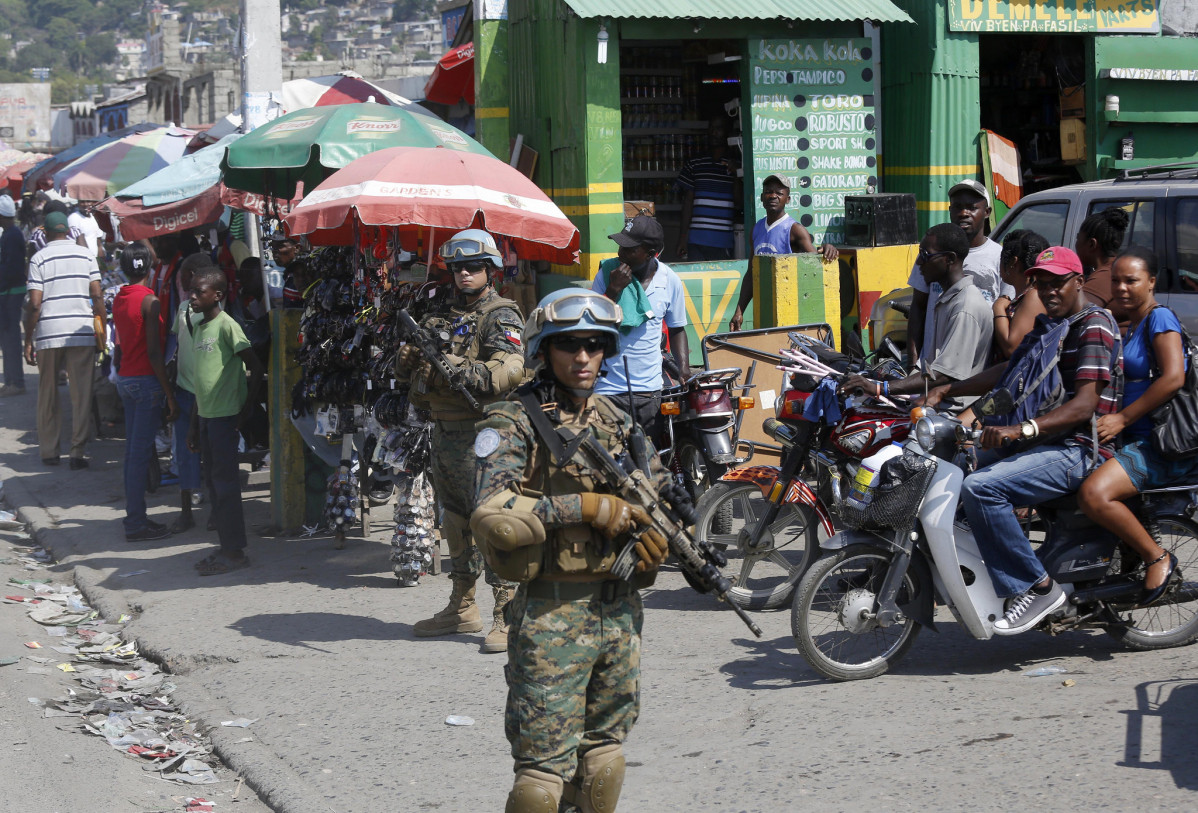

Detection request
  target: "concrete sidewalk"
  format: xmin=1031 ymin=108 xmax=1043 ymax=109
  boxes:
xmin=4 ymin=365 xmax=1198 ymax=812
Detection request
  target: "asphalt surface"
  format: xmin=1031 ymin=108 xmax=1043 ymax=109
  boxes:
xmin=2 ymin=364 xmax=1198 ymax=812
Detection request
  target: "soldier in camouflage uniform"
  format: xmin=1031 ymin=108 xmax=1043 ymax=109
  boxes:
xmin=395 ymin=229 xmax=525 ymax=653
xmin=470 ymin=289 xmax=671 ymax=813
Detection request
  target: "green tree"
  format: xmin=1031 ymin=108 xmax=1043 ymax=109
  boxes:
xmin=84 ymin=33 xmax=118 ymax=66
xmin=17 ymin=41 xmax=58 ymax=73
xmin=46 ymin=17 xmax=79 ymax=51
xmin=0 ymin=0 xmax=29 ymax=30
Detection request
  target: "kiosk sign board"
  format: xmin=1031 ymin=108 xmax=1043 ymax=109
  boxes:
xmin=748 ymin=39 xmax=878 ymax=246
xmin=947 ymin=0 xmax=1160 ymax=33
xmin=0 ymin=83 xmax=52 ymax=150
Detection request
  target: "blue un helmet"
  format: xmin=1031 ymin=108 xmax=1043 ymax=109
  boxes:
xmin=437 ymin=228 xmax=503 ymax=268
xmin=523 ymin=289 xmax=623 ymax=364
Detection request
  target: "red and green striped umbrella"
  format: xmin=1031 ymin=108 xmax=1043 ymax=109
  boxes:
xmin=52 ymin=125 xmax=196 ymax=202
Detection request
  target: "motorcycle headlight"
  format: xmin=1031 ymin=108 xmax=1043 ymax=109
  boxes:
xmin=915 ymin=416 xmax=937 ymax=452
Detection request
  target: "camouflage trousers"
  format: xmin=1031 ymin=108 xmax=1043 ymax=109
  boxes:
xmin=431 ymin=421 xmax=515 ymax=590
xmin=504 ymin=585 xmax=643 ymax=781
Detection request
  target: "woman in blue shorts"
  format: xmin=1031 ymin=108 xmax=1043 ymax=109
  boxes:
xmin=1079 ymin=247 xmax=1194 ymax=605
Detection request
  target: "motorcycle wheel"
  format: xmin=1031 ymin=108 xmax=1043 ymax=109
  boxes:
xmin=676 ymin=439 xmax=728 ymax=505
xmin=791 ymin=544 xmax=921 ymax=681
xmin=1105 ymin=515 xmax=1198 ymax=651
xmin=694 ymin=481 xmax=819 ymax=610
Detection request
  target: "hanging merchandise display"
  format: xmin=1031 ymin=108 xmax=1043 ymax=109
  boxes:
xmin=290 ymin=242 xmax=448 ymax=574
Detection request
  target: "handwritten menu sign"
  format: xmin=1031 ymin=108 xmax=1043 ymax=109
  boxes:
xmin=748 ymin=38 xmax=877 ymax=245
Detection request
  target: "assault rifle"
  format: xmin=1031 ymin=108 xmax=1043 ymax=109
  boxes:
xmin=397 ymin=308 xmax=482 ymax=412
xmin=566 ymin=428 xmax=763 ymax=638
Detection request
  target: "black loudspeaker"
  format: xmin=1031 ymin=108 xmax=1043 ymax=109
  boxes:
xmin=843 ymin=194 xmax=918 ymax=247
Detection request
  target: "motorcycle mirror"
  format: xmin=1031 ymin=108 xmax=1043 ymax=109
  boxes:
xmin=975 ymin=387 xmax=1016 ymax=417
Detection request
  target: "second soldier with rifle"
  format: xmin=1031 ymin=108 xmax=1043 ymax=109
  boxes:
xmin=394 ymin=228 xmax=526 ymax=653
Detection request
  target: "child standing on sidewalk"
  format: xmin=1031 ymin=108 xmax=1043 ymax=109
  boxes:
xmin=184 ymin=267 xmax=264 ymax=575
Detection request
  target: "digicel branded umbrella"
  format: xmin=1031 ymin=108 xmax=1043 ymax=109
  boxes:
xmin=220 ymin=103 xmax=491 ymax=200
xmin=284 ymin=146 xmax=579 ymax=265
xmin=423 ymin=43 xmax=475 ymax=106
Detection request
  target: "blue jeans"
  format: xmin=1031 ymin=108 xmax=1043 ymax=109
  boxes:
xmin=172 ymin=387 xmax=202 ymax=491
xmin=116 ymin=375 xmax=163 ymax=533
xmin=0 ymin=292 xmax=24 ymax=387
xmin=961 ymin=443 xmax=1091 ymax=597
xmin=200 ymin=414 xmax=247 ymax=554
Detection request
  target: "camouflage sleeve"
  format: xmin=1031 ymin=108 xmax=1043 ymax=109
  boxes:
xmin=474 ymin=402 xmax=585 ymax=526
xmin=460 ymin=305 xmax=526 ymax=396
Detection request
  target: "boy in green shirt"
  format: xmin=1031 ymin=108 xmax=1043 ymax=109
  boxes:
xmin=183 ymin=267 xmax=265 ymax=575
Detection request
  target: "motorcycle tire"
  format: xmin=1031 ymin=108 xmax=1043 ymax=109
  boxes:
xmin=1105 ymin=515 xmax=1198 ymax=651
xmin=694 ymin=481 xmax=819 ymax=610
xmin=675 ymin=439 xmax=727 ymax=512
xmin=791 ymin=544 xmax=922 ymax=681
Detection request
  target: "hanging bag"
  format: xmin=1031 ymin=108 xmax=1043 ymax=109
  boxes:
xmin=1150 ymin=322 xmax=1198 ymax=460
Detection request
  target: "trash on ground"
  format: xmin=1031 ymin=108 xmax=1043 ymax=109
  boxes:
xmin=117 ymin=569 xmax=151 ymax=578
xmin=1062 ymin=678 xmax=1077 ymax=687
xmin=445 ymin=715 xmax=475 ymax=726
xmin=220 ymin=717 xmax=257 ymax=728
xmin=0 ymin=656 xmax=17 ymax=666
xmin=1023 ymin=665 xmax=1067 ymax=677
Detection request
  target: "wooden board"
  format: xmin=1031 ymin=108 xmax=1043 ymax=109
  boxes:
xmin=702 ymin=323 xmax=833 ymax=463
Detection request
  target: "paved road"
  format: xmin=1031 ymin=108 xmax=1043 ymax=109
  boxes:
xmin=2 ymin=367 xmax=1197 ymax=812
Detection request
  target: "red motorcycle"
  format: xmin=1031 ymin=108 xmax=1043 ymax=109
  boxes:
xmin=694 ymin=335 xmax=911 ymax=610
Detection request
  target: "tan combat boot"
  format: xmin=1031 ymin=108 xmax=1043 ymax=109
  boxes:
xmin=413 ymin=578 xmax=483 ymax=637
xmin=481 ymin=584 xmax=513 ymax=653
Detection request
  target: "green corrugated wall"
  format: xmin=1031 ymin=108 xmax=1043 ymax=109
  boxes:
xmin=881 ymin=0 xmax=981 ymax=231
xmin=508 ymin=0 xmax=625 ymax=277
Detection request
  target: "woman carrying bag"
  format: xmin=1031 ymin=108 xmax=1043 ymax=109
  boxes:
xmin=1079 ymin=247 xmax=1195 ymax=605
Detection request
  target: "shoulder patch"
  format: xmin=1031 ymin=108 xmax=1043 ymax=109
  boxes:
xmin=474 ymin=427 xmax=502 ymax=458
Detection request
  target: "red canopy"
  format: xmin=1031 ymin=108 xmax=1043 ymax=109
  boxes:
xmin=284 ymin=146 xmax=579 ymax=264
xmin=423 ymin=43 xmax=475 ymax=106
xmin=99 ymin=186 xmax=269 ymax=240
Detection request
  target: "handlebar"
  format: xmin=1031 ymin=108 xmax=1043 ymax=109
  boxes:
xmin=889 ymin=299 xmax=911 ymax=317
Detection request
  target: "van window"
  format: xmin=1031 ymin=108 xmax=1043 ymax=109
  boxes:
xmin=1175 ymin=198 xmax=1198 ymax=293
xmin=1086 ymin=199 xmax=1154 ymax=250
xmin=996 ymin=201 xmax=1068 ymax=245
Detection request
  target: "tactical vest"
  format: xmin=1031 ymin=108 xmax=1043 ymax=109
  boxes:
xmin=408 ymin=290 xmax=521 ymax=421
xmin=513 ymin=393 xmax=656 ymax=587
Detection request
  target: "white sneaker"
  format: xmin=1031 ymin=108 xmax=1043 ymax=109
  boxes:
xmin=993 ymin=581 xmax=1066 ymax=635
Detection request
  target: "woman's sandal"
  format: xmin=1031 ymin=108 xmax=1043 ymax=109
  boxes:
xmin=1140 ymin=551 xmax=1178 ymax=607
xmin=197 ymin=553 xmax=250 ymax=577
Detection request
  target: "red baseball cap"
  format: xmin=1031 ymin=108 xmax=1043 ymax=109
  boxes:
xmin=1028 ymin=246 xmax=1083 ymax=276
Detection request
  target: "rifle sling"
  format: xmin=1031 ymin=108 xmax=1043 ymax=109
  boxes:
xmin=518 ymin=390 xmax=588 ymax=468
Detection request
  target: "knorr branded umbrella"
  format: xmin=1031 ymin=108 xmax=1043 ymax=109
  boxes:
xmin=284 ymin=146 xmax=579 ymax=265
xmin=220 ymin=103 xmax=491 ymax=200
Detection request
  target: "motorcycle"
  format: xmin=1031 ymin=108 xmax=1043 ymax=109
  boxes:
xmin=790 ymin=400 xmax=1198 ymax=681
xmin=694 ymin=333 xmax=911 ymax=609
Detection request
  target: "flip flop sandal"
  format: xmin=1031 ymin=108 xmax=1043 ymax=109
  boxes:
xmin=197 ymin=554 xmax=250 ymax=577
xmin=193 ymin=552 xmax=222 ymax=569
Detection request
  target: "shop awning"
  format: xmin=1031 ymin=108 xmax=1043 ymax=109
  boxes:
xmin=562 ymin=0 xmax=913 ymax=23
xmin=424 ymin=42 xmax=475 ymax=105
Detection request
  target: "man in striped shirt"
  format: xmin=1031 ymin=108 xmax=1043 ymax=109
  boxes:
xmin=925 ymin=246 xmax=1122 ymax=635
xmin=675 ymin=118 xmax=740 ymax=261
xmin=24 ymin=212 xmax=105 ymax=468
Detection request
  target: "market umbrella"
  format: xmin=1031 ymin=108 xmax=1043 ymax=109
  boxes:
xmin=22 ymin=122 xmax=162 ymax=194
xmin=279 ymin=71 xmax=429 ymax=115
xmin=112 ymin=133 xmax=240 ymax=206
xmin=220 ymin=102 xmax=492 ymax=200
xmin=423 ymin=43 xmax=475 ymax=105
xmin=284 ymin=146 xmax=580 ymax=264
xmin=53 ymin=125 xmax=196 ymax=201
xmin=1 ymin=155 xmax=51 ymax=198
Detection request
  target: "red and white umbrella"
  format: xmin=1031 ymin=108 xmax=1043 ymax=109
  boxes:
xmin=279 ymin=71 xmax=423 ymax=115
xmin=284 ymin=146 xmax=579 ymax=264
xmin=423 ymin=43 xmax=474 ymax=106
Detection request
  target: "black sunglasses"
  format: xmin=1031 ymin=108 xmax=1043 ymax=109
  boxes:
xmin=551 ymin=335 xmax=607 ymax=354
xmin=917 ymin=248 xmax=955 ymax=264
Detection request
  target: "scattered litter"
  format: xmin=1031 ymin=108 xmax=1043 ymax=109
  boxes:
xmin=117 ymin=570 xmax=151 ymax=578
xmin=117 ymin=614 xmax=131 ymax=623
xmin=24 ymin=641 xmax=41 ymax=649
xmin=445 ymin=715 xmax=474 ymax=726
xmin=220 ymin=718 xmax=257 ymax=728
xmin=168 ymin=759 xmax=218 ymax=785
xmin=1062 ymin=679 xmax=1076 ymax=687
xmin=0 ymin=657 xmax=17 ymax=666
xmin=185 ymin=800 xmax=215 ymax=813
xmin=1023 ymin=665 xmax=1067 ymax=677
xmin=0 ymin=510 xmax=23 ymax=530
xmin=56 ymin=663 xmax=76 ymax=672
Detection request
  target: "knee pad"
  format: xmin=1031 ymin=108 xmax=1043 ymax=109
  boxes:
xmin=577 ymin=744 xmax=625 ymax=813
xmin=505 ymin=769 xmax=563 ymax=813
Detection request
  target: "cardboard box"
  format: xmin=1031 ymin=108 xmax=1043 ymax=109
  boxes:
xmin=1060 ymin=118 xmax=1086 ymax=164
xmin=624 ymin=200 xmax=655 ymax=218
xmin=1059 ymin=85 xmax=1085 ymax=119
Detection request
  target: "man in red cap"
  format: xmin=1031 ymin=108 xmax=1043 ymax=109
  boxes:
xmin=924 ymin=246 xmax=1123 ymax=635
